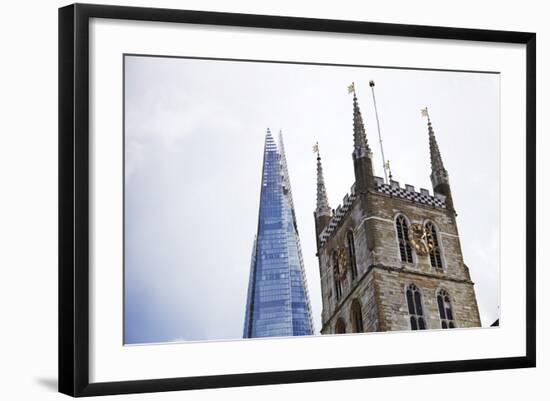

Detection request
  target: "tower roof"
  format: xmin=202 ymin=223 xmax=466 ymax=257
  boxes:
xmin=314 ymin=143 xmax=332 ymax=217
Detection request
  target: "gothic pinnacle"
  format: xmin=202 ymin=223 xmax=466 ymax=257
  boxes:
xmin=314 ymin=142 xmax=331 ymax=217
xmin=421 ymin=107 xmax=453 ymax=211
xmin=421 ymin=109 xmax=444 ymax=175
xmin=349 ymin=83 xmax=370 ymax=159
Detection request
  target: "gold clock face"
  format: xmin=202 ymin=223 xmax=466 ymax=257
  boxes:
xmin=409 ymin=223 xmax=434 ymax=256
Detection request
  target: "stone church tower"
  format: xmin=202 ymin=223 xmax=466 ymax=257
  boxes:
xmin=314 ymin=88 xmax=481 ymax=334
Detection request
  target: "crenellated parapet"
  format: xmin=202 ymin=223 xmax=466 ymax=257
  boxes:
xmin=318 ymin=177 xmax=447 ymax=248
xmin=319 ymin=183 xmax=358 ymax=247
xmin=373 ymin=176 xmax=446 ymax=208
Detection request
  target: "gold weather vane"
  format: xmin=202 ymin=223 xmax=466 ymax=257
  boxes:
xmin=421 ymin=107 xmax=430 ymax=118
xmin=385 ymin=160 xmax=393 ymax=181
xmin=347 ymin=82 xmax=356 ymax=95
xmin=313 ymin=141 xmax=320 ymax=156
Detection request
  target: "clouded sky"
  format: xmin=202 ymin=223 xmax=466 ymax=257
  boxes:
xmin=124 ymin=55 xmax=499 ymax=344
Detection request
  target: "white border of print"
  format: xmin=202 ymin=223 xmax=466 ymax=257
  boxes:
xmin=89 ymin=18 xmax=525 ymax=383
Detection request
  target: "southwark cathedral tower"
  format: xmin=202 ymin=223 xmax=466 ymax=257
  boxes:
xmin=314 ymin=87 xmax=481 ymax=334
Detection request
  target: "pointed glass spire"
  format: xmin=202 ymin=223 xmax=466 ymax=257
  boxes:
xmin=243 ymin=130 xmax=314 ymax=338
xmin=278 ymin=130 xmax=296 ymax=211
xmin=314 ymin=143 xmax=331 ymax=217
xmin=352 ymin=91 xmax=370 ymax=159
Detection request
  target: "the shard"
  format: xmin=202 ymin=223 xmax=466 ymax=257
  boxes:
xmin=243 ymin=129 xmax=314 ymax=338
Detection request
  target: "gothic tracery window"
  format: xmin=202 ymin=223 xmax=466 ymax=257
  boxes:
xmin=335 ymin=318 xmax=346 ymax=334
xmin=437 ymin=289 xmax=456 ymax=329
xmin=406 ymin=284 xmax=426 ymax=330
xmin=426 ymin=221 xmax=443 ymax=269
xmin=350 ymin=300 xmax=363 ymax=333
xmin=396 ymin=215 xmax=413 ymax=263
xmin=333 ymin=251 xmax=342 ymax=301
xmin=347 ymin=231 xmax=358 ymax=280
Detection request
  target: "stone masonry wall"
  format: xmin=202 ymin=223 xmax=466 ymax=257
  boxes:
xmin=320 ymin=271 xmax=379 ymax=334
xmin=365 ymin=191 xmax=470 ymax=282
xmin=374 ymin=268 xmax=481 ymax=330
xmin=319 ymin=199 xmax=371 ymax=327
xmin=317 ymin=187 xmax=481 ymax=333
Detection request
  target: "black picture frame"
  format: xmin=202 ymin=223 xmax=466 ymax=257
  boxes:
xmin=58 ymin=3 xmax=536 ymax=397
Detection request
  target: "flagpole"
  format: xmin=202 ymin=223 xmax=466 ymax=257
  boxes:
xmin=369 ymin=80 xmax=389 ymax=184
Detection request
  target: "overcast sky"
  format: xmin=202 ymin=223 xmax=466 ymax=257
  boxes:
xmin=124 ymin=55 xmax=500 ymax=344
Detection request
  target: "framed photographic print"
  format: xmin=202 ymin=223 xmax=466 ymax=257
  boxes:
xmin=58 ymin=3 xmax=536 ymax=397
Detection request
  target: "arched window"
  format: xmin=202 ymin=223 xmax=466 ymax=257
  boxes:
xmin=426 ymin=221 xmax=443 ymax=269
xmin=347 ymin=231 xmax=358 ymax=280
xmin=396 ymin=215 xmax=413 ymax=263
xmin=437 ymin=289 xmax=456 ymax=329
xmin=335 ymin=318 xmax=346 ymax=334
xmin=350 ymin=300 xmax=363 ymax=333
xmin=406 ymin=284 xmax=426 ymax=330
xmin=333 ymin=251 xmax=342 ymax=301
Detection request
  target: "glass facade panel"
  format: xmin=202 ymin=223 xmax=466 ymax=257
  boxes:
xmin=243 ymin=132 xmax=314 ymax=338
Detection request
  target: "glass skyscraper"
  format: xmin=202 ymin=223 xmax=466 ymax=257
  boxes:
xmin=243 ymin=129 xmax=314 ymax=338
